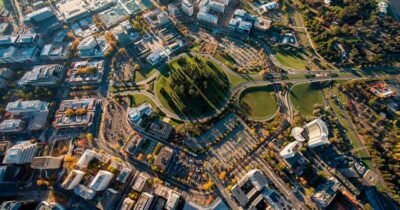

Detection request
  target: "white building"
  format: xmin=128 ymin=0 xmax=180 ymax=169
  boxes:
xmin=132 ymin=173 xmax=149 ymax=192
xmin=31 ymin=156 xmax=63 ymax=170
xmin=18 ymin=64 xmax=64 ymax=87
xmin=121 ymin=198 xmax=135 ymax=210
xmin=231 ymin=169 xmax=269 ymax=207
xmin=6 ymin=100 xmax=49 ymax=114
xmin=74 ymin=184 xmax=96 ymax=200
xmin=116 ymin=166 xmax=133 ymax=183
xmin=292 ymin=118 xmax=329 ymax=148
xmin=146 ymin=49 xmax=168 ymax=65
xmin=280 ymin=141 xmax=302 ymax=159
xmin=61 ymin=169 xmax=85 ymax=190
xmin=181 ymin=0 xmax=193 ymax=16
xmin=378 ymin=1 xmax=389 ymax=15
xmin=89 ymin=170 xmax=114 ymax=191
xmin=259 ymin=2 xmax=279 ymax=14
xmin=134 ymin=192 xmax=154 ymax=210
xmin=76 ymin=149 xmax=99 ymax=169
xmin=0 ymin=119 xmax=24 ymax=133
xmin=127 ymin=103 xmax=153 ymax=126
xmin=2 ymin=141 xmax=37 ymax=164
xmin=312 ymin=177 xmax=340 ymax=209
xmin=197 ymin=12 xmax=218 ymax=25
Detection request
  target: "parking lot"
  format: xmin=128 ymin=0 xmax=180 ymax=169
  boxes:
xmin=168 ymin=150 xmax=207 ymax=188
xmin=220 ymin=37 xmax=269 ymax=71
xmin=209 ymin=122 xmax=259 ymax=171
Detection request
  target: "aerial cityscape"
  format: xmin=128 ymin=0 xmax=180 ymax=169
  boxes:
xmin=0 ymin=0 xmax=399 ymax=209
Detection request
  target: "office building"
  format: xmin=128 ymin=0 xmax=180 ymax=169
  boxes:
xmin=18 ymin=64 xmax=64 ymax=87
xmin=134 ymin=192 xmax=154 ymax=210
xmin=61 ymin=169 xmax=85 ymax=190
xmin=231 ymin=169 xmax=268 ymax=207
xmin=89 ymin=170 xmax=114 ymax=191
xmin=2 ymin=141 xmax=37 ymax=164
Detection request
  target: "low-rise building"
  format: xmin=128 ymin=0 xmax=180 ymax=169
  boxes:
xmin=369 ymin=81 xmax=394 ymax=98
xmin=231 ymin=169 xmax=269 ymax=207
xmin=74 ymin=184 xmax=96 ymax=200
xmin=0 ymin=23 xmax=11 ymax=35
xmin=67 ymin=60 xmax=104 ymax=86
xmin=77 ymin=36 xmax=110 ymax=58
xmin=132 ymin=172 xmax=149 ymax=192
xmin=197 ymin=12 xmax=218 ymax=25
xmin=61 ymin=169 xmax=85 ymax=190
xmin=5 ymin=100 xmax=49 ymax=132
xmin=127 ymin=103 xmax=174 ymax=141
xmin=76 ymin=149 xmax=99 ymax=169
xmin=31 ymin=156 xmax=63 ymax=170
xmin=0 ymin=68 xmax=14 ymax=80
xmin=54 ymin=98 xmax=97 ymax=129
xmin=2 ymin=141 xmax=37 ymax=164
xmin=146 ymin=49 xmax=168 ymax=66
xmin=40 ymin=43 xmax=70 ymax=61
xmin=97 ymin=188 xmax=121 ymax=210
xmin=181 ymin=0 xmax=193 ymax=16
xmin=120 ymin=197 xmax=135 ymax=210
xmin=116 ymin=166 xmax=134 ymax=183
xmin=24 ymin=7 xmax=56 ymax=25
xmin=228 ymin=9 xmax=258 ymax=34
xmin=259 ymin=2 xmax=279 ymax=14
xmin=0 ymin=46 xmax=40 ymax=64
xmin=292 ymin=118 xmax=329 ymax=148
xmin=280 ymin=141 xmax=302 ymax=159
xmin=6 ymin=100 xmax=49 ymax=114
xmin=378 ymin=1 xmax=389 ymax=15
xmin=89 ymin=170 xmax=114 ymax=191
xmin=248 ymin=187 xmax=291 ymax=210
xmin=311 ymin=177 xmax=340 ymax=209
xmin=0 ymin=119 xmax=25 ymax=133
xmin=18 ymin=64 xmax=64 ymax=87
xmin=153 ymin=146 xmax=173 ymax=171
xmin=134 ymin=192 xmax=154 ymax=210
xmin=155 ymin=185 xmax=181 ymax=210
xmin=36 ymin=201 xmax=65 ymax=210
xmin=112 ymin=21 xmax=140 ymax=46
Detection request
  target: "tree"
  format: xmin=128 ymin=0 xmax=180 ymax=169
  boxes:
xmin=75 ymin=108 xmax=88 ymax=116
xmin=153 ymin=143 xmax=163 ymax=155
xmin=118 ymin=48 xmax=127 ymax=55
xmin=219 ymin=171 xmax=227 ymax=180
xmin=87 ymin=133 xmax=93 ymax=141
xmin=37 ymin=179 xmax=44 ymax=186
xmin=65 ymin=108 xmax=75 ymax=117
xmin=202 ymin=180 xmax=214 ymax=191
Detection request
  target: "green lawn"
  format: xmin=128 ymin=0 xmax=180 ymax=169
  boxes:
xmin=214 ymin=50 xmax=236 ymax=69
xmin=155 ymin=55 xmax=229 ymax=119
xmin=275 ymin=47 xmax=308 ymax=70
xmin=325 ymin=86 xmax=372 ymax=168
xmin=129 ymin=94 xmax=156 ymax=108
xmin=134 ymin=67 xmax=156 ymax=83
xmin=289 ymin=83 xmax=325 ymax=116
xmin=239 ymin=86 xmax=278 ymax=120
